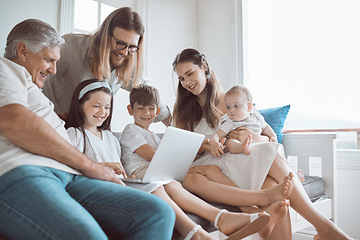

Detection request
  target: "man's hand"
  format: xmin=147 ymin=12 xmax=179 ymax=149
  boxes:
xmin=80 ymin=161 xmax=126 ymax=186
xmin=0 ymin=104 xmax=127 ymax=186
xmin=99 ymin=162 xmax=128 ymax=177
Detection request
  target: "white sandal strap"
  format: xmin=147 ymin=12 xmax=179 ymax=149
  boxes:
xmin=214 ymin=209 xmax=228 ymax=229
xmin=249 ymin=211 xmax=268 ymax=222
xmin=184 ymin=225 xmax=202 ymax=240
xmin=249 ymin=213 xmax=259 ymax=222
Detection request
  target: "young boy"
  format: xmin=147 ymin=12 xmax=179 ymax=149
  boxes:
xmin=120 ymin=84 xmax=162 ymax=178
xmin=209 ymin=85 xmax=277 ymax=157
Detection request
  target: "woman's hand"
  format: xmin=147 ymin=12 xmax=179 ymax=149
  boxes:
xmin=209 ymin=139 xmax=225 ymax=158
xmin=269 ymin=136 xmax=278 ymax=142
xmin=227 ymin=127 xmax=269 ymax=143
xmin=99 ymin=162 xmax=128 ymax=178
xmin=197 ymin=138 xmax=211 ymax=155
xmin=188 ymin=166 xmax=206 ymax=176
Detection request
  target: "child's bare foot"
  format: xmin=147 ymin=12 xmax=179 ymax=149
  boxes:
xmin=297 ymin=169 xmax=305 ymax=183
xmin=216 ymin=210 xmax=269 ymax=237
xmin=260 ymin=172 xmax=293 ymax=208
xmin=258 ymin=199 xmax=290 ymax=238
xmin=241 ymin=135 xmax=252 ymax=155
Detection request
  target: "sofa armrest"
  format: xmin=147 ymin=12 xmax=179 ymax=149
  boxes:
xmin=282 ymin=132 xmax=337 ymax=223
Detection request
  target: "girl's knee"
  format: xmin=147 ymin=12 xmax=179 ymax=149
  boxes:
xmin=164 ymin=180 xmax=182 ymax=190
xmin=182 ymin=172 xmax=207 ymax=189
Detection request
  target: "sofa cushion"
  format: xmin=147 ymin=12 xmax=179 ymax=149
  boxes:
xmin=302 ymin=175 xmax=325 ymax=202
xmin=259 ymin=105 xmax=290 ymax=143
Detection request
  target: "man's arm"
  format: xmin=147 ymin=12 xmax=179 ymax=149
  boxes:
xmin=0 ymin=104 xmax=123 ymax=184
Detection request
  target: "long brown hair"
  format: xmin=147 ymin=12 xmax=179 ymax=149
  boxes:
xmin=89 ymin=7 xmax=144 ymax=87
xmin=65 ymin=79 xmax=113 ymax=153
xmin=172 ymin=48 xmax=223 ymax=131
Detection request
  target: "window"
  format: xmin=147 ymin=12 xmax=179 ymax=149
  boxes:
xmin=60 ymin=0 xmax=137 ymax=34
xmin=73 ymin=0 xmax=118 ymax=33
xmin=242 ymin=0 xmax=360 ymax=131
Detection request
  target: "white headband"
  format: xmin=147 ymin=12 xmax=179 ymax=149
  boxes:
xmin=78 ymin=81 xmax=112 ymax=100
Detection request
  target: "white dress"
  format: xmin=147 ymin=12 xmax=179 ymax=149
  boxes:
xmin=192 ymin=117 xmax=283 ymax=190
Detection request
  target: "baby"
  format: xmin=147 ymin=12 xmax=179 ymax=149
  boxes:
xmin=209 ymin=85 xmax=277 ymax=157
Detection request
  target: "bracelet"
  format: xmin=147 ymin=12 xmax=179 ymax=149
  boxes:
xmin=184 ymin=225 xmax=202 ymax=240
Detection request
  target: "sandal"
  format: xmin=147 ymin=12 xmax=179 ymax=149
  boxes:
xmin=215 ymin=209 xmax=270 ymax=240
xmin=184 ymin=225 xmax=202 ymax=240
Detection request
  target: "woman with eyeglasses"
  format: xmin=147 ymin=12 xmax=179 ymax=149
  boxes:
xmin=42 ymin=7 xmax=171 ymax=125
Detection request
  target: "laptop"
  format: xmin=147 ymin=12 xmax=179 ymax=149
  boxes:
xmin=120 ymin=126 xmax=204 ymax=183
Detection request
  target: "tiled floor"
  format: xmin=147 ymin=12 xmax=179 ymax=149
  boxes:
xmin=293 ymin=227 xmax=359 ymax=240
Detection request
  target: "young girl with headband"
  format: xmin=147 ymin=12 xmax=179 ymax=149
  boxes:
xmin=65 ymin=79 xmax=127 ymax=176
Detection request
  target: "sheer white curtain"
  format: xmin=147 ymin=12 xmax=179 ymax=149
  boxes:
xmin=242 ymin=0 xmax=360 ymax=130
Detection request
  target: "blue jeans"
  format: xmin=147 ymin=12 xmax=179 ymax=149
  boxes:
xmin=0 ymin=165 xmax=175 ymax=240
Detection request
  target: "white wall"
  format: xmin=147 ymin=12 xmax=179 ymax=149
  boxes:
xmin=147 ymin=0 xmax=199 ymax=132
xmin=0 ymin=0 xmax=60 ymax=56
xmin=198 ymin=0 xmax=242 ymax=92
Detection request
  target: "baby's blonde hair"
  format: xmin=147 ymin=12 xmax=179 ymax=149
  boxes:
xmin=225 ymin=85 xmax=253 ymax=103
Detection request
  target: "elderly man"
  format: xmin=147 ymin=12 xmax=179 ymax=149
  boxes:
xmin=0 ymin=19 xmax=175 ymax=240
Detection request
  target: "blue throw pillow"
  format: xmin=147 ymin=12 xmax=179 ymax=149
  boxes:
xmin=258 ymin=105 xmax=290 ymax=143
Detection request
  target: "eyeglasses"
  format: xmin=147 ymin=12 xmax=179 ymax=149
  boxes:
xmin=112 ymin=36 xmax=139 ymax=54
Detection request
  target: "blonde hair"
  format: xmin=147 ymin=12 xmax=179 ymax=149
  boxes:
xmin=172 ymin=48 xmax=223 ymax=131
xmin=89 ymin=7 xmax=144 ymax=87
xmin=226 ymin=85 xmax=253 ymax=103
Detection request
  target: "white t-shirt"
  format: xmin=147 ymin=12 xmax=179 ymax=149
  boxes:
xmin=0 ymin=57 xmax=80 ymax=176
xmin=67 ymin=127 xmax=121 ymax=163
xmin=120 ymin=123 xmax=160 ymax=175
xmin=220 ymin=109 xmax=267 ymax=135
